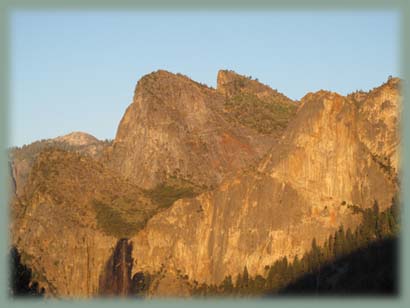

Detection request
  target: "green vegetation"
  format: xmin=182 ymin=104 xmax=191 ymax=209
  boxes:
xmin=92 ymin=200 xmax=144 ymax=238
xmin=223 ymin=93 xmax=296 ymax=134
xmin=145 ymin=177 xmax=202 ymax=209
xmin=192 ymin=198 xmax=400 ymax=297
xmin=20 ymin=148 xmax=155 ymax=239
xmin=146 ymin=184 xmax=195 ymax=208
xmin=9 ymin=138 xmax=112 ymax=163
xmin=97 ymin=177 xmax=204 ymax=240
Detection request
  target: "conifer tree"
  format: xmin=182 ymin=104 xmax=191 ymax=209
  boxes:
xmin=310 ymin=238 xmax=321 ymax=271
xmin=242 ymin=266 xmax=249 ymax=291
xmin=222 ymin=275 xmax=234 ymax=294
xmin=191 ymin=199 xmax=399 ymax=297
xmin=346 ymin=228 xmax=354 ymax=253
xmin=334 ymin=225 xmax=345 ymax=257
xmin=235 ymin=273 xmax=242 ymax=292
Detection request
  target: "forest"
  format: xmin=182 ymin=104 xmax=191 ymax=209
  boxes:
xmin=192 ymin=198 xmax=400 ymax=296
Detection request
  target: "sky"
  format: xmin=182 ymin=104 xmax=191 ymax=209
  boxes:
xmin=10 ymin=10 xmax=400 ymax=147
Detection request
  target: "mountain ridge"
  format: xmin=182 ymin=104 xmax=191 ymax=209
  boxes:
xmin=9 ymin=70 xmax=401 ymax=297
xmin=107 ymin=69 xmax=296 ymax=190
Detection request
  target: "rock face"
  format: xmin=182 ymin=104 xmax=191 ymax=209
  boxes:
xmin=355 ymin=77 xmax=401 ymax=172
xmin=11 ymin=70 xmax=297 ymax=298
xmin=217 ymin=70 xmax=295 ymax=105
xmin=130 ymin=82 xmax=400 ymax=285
xmin=53 ymin=131 xmax=100 ymax=147
xmin=9 ymin=71 xmax=400 ymax=298
xmin=10 ymin=149 xmax=157 ymax=297
xmin=108 ymin=70 xmax=295 ymax=190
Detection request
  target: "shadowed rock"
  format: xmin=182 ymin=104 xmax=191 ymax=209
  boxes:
xmin=99 ymin=239 xmax=133 ymax=297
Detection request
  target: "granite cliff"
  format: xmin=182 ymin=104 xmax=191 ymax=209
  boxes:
xmin=9 ymin=71 xmax=400 ymax=297
xmin=128 ymin=81 xmax=399 ymax=288
xmin=10 ymin=148 xmax=157 ymax=297
xmin=107 ymin=70 xmax=296 ymax=190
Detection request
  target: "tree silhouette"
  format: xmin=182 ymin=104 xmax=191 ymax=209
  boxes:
xmin=10 ymin=247 xmax=45 ymax=297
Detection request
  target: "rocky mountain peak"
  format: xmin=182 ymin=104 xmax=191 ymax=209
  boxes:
xmin=217 ymin=69 xmax=270 ymax=95
xmin=216 ymin=69 xmax=294 ymax=105
xmin=53 ymin=131 xmax=100 ymax=146
xmin=300 ymin=89 xmax=339 ymax=101
xmin=109 ymin=70 xmax=283 ymax=190
xmin=298 ymin=90 xmax=342 ymax=109
xmin=385 ymin=76 xmax=400 ymax=87
xmin=355 ymin=77 xmax=401 ymax=173
xmin=9 ymin=71 xmax=401 ymax=298
xmin=130 ymin=78 xmax=399 ymax=286
xmin=133 ymin=70 xmax=213 ymax=104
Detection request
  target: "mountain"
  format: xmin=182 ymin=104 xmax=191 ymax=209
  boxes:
xmin=10 ymin=148 xmax=158 ymax=297
xmin=216 ymin=70 xmax=297 ymax=135
xmin=217 ymin=70 xmax=296 ymax=106
xmin=10 ymin=70 xmax=296 ymax=297
xmin=9 ymin=132 xmax=111 ymax=198
xmin=354 ymin=77 xmax=401 ymax=173
xmin=129 ymin=80 xmax=399 ymax=290
xmin=9 ymin=71 xmax=400 ymax=298
xmin=53 ymin=131 xmax=100 ymax=147
xmin=107 ymin=70 xmax=296 ymax=191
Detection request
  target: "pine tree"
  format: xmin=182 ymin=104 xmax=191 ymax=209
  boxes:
xmin=291 ymin=255 xmax=302 ymax=280
xmin=242 ymin=266 xmax=249 ymax=292
xmin=222 ymin=275 xmax=234 ymax=294
xmin=334 ymin=225 xmax=345 ymax=257
xmin=327 ymin=234 xmax=334 ymax=260
xmin=310 ymin=238 xmax=321 ymax=271
xmin=373 ymin=200 xmax=380 ymax=238
xmin=254 ymin=275 xmax=266 ymax=292
xmin=235 ymin=273 xmax=242 ymax=292
xmin=346 ymin=227 xmax=354 ymax=253
xmin=390 ymin=196 xmax=399 ymax=233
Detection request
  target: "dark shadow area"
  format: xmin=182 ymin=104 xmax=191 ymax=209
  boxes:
xmin=98 ymin=238 xmax=151 ymax=297
xmin=99 ymin=238 xmax=133 ymax=296
xmin=193 ymin=200 xmax=400 ymax=297
xmin=9 ymin=246 xmax=45 ymax=297
xmin=276 ymin=237 xmax=398 ymax=296
xmin=130 ymin=271 xmax=151 ymax=296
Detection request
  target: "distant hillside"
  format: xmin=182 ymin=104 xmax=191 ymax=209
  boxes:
xmin=9 ymin=132 xmax=111 ymax=197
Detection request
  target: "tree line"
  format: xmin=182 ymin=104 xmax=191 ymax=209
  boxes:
xmin=192 ymin=198 xmax=399 ymax=297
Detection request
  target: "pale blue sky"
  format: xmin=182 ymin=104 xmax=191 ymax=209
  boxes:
xmin=10 ymin=10 xmax=400 ymax=147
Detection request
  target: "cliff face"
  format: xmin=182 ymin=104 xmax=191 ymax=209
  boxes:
xmin=10 ymin=70 xmax=297 ymax=298
xmin=9 ymin=71 xmax=400 ymax=298
xmin=356 ymin=77 xmax=401 ymax=173
xmin=130 ymin=86 xmax=399 ymax=285
xmin=10 ymin=149 xmax=157 ymax=297
xmin=108 ymin=70 xmax=295 ymax=190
